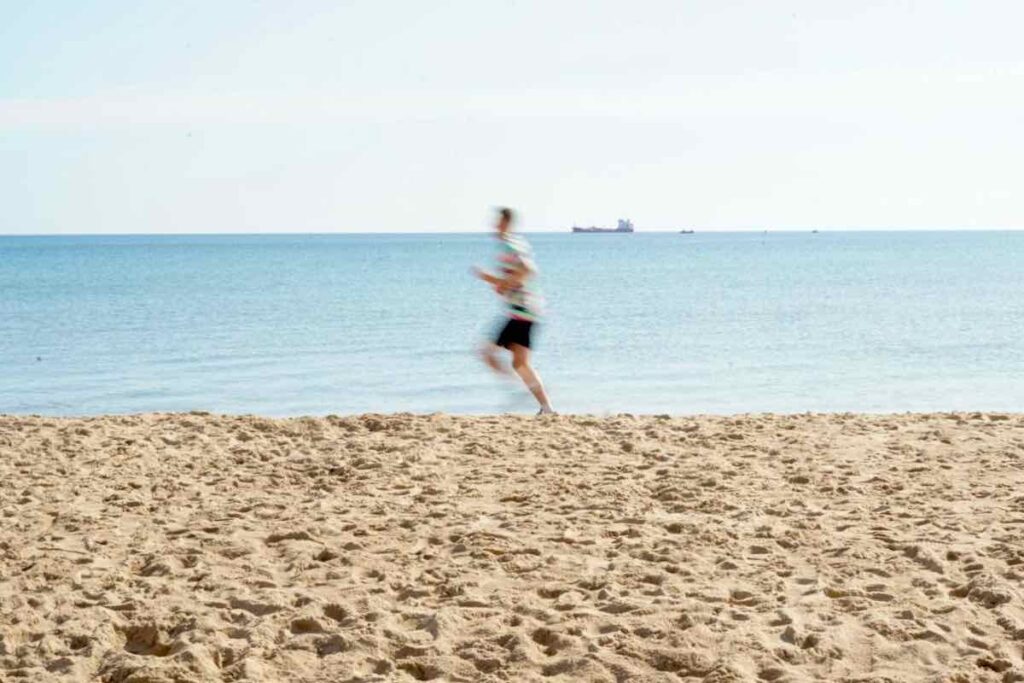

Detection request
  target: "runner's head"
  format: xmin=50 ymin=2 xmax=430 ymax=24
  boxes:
xmin=496 ymin=207 xmax=514 ymax=236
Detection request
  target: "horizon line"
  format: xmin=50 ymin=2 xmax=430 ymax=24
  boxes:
xmin=2 ymin=227 xmax=1024 ymax=238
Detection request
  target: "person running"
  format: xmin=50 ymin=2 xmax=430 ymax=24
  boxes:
xmin=473 ymin=207 xmax=555 ymax=415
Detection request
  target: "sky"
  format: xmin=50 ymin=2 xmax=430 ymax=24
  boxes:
xmin=1 ymin=1 xmax=1023 ymax=234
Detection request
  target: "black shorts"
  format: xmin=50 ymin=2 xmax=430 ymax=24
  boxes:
xmin=494 ymin=318 xmax=535 ymax=349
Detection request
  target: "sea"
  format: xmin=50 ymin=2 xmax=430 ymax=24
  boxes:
xmin=2 ymin=231 xmax=1022 ymax=416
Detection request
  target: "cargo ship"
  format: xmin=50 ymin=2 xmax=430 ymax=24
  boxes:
xmin=572 ymin=218 xmax=634 ymax=233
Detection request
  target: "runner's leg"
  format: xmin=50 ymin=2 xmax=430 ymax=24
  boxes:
xmin=510 ymin=344 xmax=552 ymax=411
xmin=479 ymin=342 xmax=509 ymax=375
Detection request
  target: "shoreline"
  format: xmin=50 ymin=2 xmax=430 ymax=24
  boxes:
xmin=2 ymin=409 xmax=1021 ymax=419
xmin=2 ymin=412 xmax=1022 ymax=680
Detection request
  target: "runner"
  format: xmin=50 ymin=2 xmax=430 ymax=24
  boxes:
xmin=473 ymin=207 xmax=555 ymax=415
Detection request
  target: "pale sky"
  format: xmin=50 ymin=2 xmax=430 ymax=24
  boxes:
xmin=2 ymin=1 xmax=1023 ymax=234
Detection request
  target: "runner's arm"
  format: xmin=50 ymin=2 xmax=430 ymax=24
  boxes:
xmin=472 ymin=267 xmax=502 ymax=286
xmin=501 ymin=261 xmax=531 ymax=288
xmin=474 ymin=257 xmax=532 ymax=291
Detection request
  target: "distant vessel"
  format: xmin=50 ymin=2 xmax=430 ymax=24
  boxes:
xmin=679 ymin=229 xmax=694 ymax=234
xmin=572 ymin=218 xmax=634 ymax=233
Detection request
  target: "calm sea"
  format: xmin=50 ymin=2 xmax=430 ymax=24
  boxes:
xmin=2 ymin=231 xmax=1022 ymax=416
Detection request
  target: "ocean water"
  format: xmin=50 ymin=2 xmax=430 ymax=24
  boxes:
xmin=1 ymin=231 xmax=1022 ymax=416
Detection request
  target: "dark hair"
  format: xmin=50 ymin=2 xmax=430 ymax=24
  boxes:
xmin=498 ymin=207 xmax=514 ymax=223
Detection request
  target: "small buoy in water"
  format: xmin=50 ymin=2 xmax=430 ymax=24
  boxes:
xmin=36 ymin=356 xmax=42 ymax=361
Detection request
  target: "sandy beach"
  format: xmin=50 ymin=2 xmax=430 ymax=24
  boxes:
xmin=1 ymin=412 xmax=1022 ymax=682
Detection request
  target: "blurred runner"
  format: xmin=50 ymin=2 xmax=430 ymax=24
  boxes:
xmin=473 ymin=207 xmax=555 ymax=415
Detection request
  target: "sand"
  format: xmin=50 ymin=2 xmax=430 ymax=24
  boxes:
xmin=1 ymin=412 xmax=1022 ymax=682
